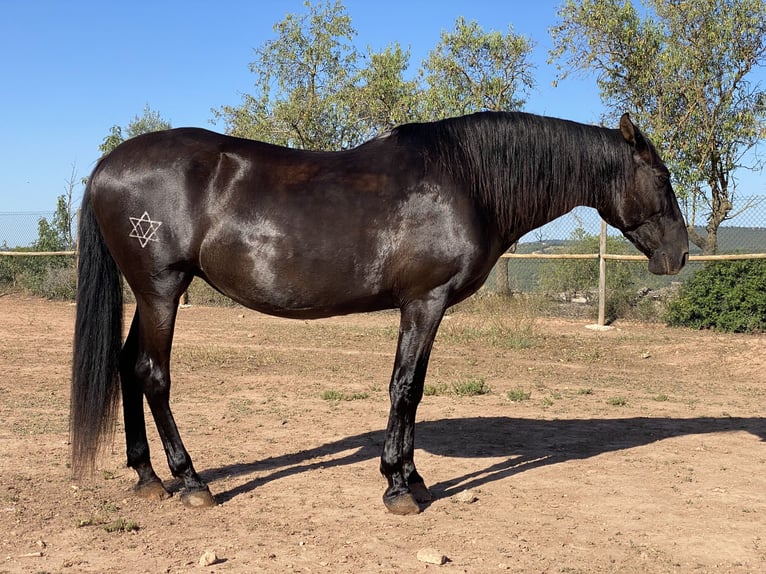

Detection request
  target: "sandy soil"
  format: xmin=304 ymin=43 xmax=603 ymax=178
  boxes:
xmin=1 ymin=294 xmax=765 ymax=573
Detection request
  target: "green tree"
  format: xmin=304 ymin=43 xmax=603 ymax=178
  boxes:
xmin=550 ymin=0 xmax=766 ymax=254
xmin=352 ymin=43 xmax=422 ymax=135
xmin=35 ymin=197 xmax=72 ymax=251
xmin=216 ymin=0 xmax=363 ymax=149
xmin=99 ymin=104 xmax=172 ymax=156
xmin=35 ymin=164 xmax=78 ymax=251
xmin=215 ymin=2 xmax=538 ymax=151
xmin=420 ymin=16 xmax=535 ymax=119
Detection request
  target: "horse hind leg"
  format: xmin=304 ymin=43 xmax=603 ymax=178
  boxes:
xmin=127 ymin=276 xmax=216 ymax=508
xmin=121 ymin=312 xmax=171 ymax=501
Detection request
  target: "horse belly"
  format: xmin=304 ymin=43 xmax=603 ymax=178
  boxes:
xmin=197 ymin=189 xmax=492 ymax=318
xmin=199 ymin=228 xmax=392 ymax=319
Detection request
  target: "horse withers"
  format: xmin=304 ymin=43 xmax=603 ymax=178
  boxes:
xmin=70 ymin=111 xmax=688 ymax=515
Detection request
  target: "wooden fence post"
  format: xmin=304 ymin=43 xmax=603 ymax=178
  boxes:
xmin=597 ymin=219 xmax=607 ymax=326
xmin=495 ymin=242 xmax=516 ymax=294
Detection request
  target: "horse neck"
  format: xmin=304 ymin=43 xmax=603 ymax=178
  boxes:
xmin=495 ymin=183 xmax=601 ymax=247
xmin=411 ymin=113 xmax=628 ymax=248
xmin=498 ymin=154 xmax=625 ymax=247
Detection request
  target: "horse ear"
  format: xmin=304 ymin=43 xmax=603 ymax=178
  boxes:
xmin=619 ymin=113 xmax=637 ymax=146
xmin=619 ymin=113 xmax=649 ymax=154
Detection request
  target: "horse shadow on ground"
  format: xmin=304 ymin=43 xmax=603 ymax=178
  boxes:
xmin=202 ymin=416 xmax=766 ymax=505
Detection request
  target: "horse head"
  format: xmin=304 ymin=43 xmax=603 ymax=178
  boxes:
xmin=599 ymin=114 xmax=689 ymax=275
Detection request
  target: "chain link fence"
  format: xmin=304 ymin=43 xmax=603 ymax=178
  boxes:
xmin=5 ymin=197 xmax=765 ymax=253
xmin=2 ymin=198 xmax=766 ymax=308
xmin=0 ymin=211 xmax=58 ymax=249
xmin=492 ymin=195 xmax=766 ymax=300
xmin=0 ymin=211 xmax=78 ymax=298
xmin=513 ymin=196 xmax=766 ymax=255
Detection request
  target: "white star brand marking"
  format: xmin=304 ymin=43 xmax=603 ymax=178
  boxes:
xmin=129 ymin=211 xmax=163 ymax=248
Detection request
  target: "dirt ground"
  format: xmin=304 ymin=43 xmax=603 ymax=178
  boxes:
xmin=1 ymin=294 xmax=765 ymax=573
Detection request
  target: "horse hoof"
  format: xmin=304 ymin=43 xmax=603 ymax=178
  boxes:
xmin=383 ymin=492 xmax=421 ymax=515
xmin=180 ymin=487 xmax=216 ymax=508
xmin=134 ymin=479 xmax=171 ymax=501
xmin=409 ymin=481 xmax=433 ymax=503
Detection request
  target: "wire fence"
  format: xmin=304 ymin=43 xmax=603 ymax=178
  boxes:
xmin=490 ymin=196 xmax=765 ymax=299
xmin=2 ymin=197 xmax=766 ymax=309
xmin=4 ymin=196 xmax=766 ymax=253
xmin=512 ymin=196 xmax=766 ymax=255
xmin=0 ymin=211 xmax=60 ymax=249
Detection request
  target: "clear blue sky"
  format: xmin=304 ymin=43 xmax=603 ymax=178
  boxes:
xmin=1 ymin=0 xmax=762 ymax=213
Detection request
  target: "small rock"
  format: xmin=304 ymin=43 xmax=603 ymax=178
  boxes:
xmin=417 ymin=548 xmax=448 ymax=565
xmin=455 ymin=489 xmax=478 ymax=504
xmin=198 ymin=550 xmax=218 ymax=567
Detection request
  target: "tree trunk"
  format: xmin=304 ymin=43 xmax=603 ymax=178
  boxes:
xmin=687 ymin=165 xmax=733 ymax=255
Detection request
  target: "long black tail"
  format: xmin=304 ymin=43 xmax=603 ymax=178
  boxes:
xmin=70 ymin=181 xmax=123 ymax=478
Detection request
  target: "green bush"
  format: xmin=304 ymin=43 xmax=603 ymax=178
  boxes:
xmin=33 ymin=264 xmax=77 ymax=299
xmin=0 ymin=253 xmax=76 ymax=299
xmin=664 ymin=259 xmax=766 ymax=333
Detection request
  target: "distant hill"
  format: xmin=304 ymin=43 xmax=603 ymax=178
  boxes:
xmin=699 ymin=226 xmax=766 ymax=254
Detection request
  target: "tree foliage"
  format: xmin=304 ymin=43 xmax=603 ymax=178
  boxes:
xmin=216 ymin=1 xmax=535 ymax=150
xmin=35 ymin=196 xmax=73 ymax=251
xmin=421 ymin=16 xmax=535 ymax=119
xmin=352 ymin=43 xmax=421 ymax=134
xmin=550 ymin=0 xmax=766 ymax=254
xmin=35 ymin=165 xmax=78 ymax=251
xmin=216 ymin=0 xmax=362 ymax=149
xmin=99 ymin=104 xmax=172 ymax=156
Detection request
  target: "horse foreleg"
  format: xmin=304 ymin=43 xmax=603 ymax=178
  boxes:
xmin=380 ymin=298 xmax=445 ymax=515
xmin=121 ymin=312 xmax=170 ymax=501
xmin=134 ymin=297 xmax=215 ymax=508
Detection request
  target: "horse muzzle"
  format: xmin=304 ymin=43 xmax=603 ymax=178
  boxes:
xmin=648 ymin=248 xmax=689 ymax=275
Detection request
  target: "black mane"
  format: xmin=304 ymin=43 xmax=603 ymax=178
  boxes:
xmin=392 ymin=111 xmax=631 ymax=237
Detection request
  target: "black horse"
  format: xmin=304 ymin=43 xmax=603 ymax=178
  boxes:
xmin=71 ymin=111 xmax=688 ymax=514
